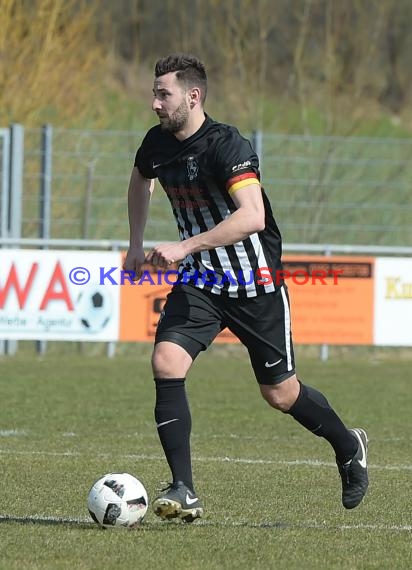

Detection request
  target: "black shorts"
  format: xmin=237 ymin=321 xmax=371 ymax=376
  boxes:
xmin=155 ymin=283 xmax=295 ymax=385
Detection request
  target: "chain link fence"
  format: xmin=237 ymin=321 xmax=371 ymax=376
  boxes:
xmin=12 ymin=126 xmax=412 ymax=246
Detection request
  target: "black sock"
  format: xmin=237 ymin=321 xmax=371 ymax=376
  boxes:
xmin=287 ymin=381 xmax=358 ymax=463
xmin=154 ymin=378 xmax=194 ymax=490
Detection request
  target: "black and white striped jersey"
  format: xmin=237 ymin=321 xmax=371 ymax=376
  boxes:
xmin=134 ymin=115 xmax=283 ymax=298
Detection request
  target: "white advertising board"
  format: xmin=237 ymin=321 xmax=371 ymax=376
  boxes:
xmin=0 ymin=250 xmax=121 ymax=341
xmin=374 ymin=257 xmax=412 ymax=346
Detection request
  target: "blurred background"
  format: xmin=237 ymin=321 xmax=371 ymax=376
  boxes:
xmin=1 ymin=0 xmax=412 ymax=246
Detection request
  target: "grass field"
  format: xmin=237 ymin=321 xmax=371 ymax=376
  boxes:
xmin=0 ymin=345 xmax=411 ymax=569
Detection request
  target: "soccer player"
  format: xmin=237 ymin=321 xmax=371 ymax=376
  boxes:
xmin=123 ymin=53 xmax=369 ymax=522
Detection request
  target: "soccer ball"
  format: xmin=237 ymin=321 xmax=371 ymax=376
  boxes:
xmin=87 ymin=473 xmax=148 ymax=528
xmin=75 ymin=285 xmax=112 ymax=333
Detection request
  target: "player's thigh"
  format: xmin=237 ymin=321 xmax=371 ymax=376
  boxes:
xmin=225 ymin=284 xmax=296 ymax=384
xmin=155 ymin=284 xmax=223 ymax=363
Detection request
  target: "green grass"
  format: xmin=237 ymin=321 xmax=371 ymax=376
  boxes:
xmin=0 ymin=346 xmax=411 ymax=569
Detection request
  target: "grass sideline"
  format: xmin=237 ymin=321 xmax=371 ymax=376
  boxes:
xmin=0 ymin=346 xmax=411 ymax=569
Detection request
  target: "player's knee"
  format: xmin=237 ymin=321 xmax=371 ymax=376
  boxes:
xmin=260 ymin=376 xmax=300 ymax=412
xmin=151 ymin=341 xmax=193 ymax=378
xmin=151 ymin=347 xmax=173 ymax=377
xmin=151 ymin=348 xmax=166 ymax=376
xmin=261 ymin=390 xmax=291 ymax=412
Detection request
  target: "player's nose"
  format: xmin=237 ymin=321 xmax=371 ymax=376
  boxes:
xmin=152 ymin=97 xmax=162 ymax=112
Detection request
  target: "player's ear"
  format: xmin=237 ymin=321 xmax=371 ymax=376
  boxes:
xmin=189 ymin=87 xmax=201 ymax=108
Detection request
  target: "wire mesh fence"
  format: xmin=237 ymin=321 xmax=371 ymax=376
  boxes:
xmin=18 ymin=127 xmax=412 ymax=246
xmin=262 ymin=134 xmax=412 ymax=245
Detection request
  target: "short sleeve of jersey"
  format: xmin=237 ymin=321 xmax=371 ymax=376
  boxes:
xmin=212 ymin=127 xmax=260 ymax=193
xmin=134 ymin=129 xmax=156 ymax=179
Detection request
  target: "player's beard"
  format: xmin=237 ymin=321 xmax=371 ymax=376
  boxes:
xmin=159 ymin=100 xmax=190 ymax=134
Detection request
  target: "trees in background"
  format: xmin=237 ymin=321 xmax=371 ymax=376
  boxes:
xmin=96 ymin=0 xmax=412 ymax=130
xmin=1 ymin=0 xmax=411 ymax=129
xmin=0 ymin=0 xmax=104 ymax=125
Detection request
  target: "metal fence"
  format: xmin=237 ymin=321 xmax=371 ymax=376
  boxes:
xmin=2 ymin=124 xmax=412 ymax=246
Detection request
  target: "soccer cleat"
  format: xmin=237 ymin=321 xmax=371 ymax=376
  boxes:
xmin=337 ymin=428 xmax=369 ymax=509
xmin=153 ymin=481 xmax=203 ymax=523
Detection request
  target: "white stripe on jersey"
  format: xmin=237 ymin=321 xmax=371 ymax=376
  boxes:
xmin=184 ymin=205 xmax=260 ymax=297
xmin=173 ymin=196 xmax=275 ymax=298
xmin=198 ymin=207 xmax=239 ymax=296
xmin=249 ymin=233 xmax=276 ymax=294
xmin=230 ymin=243 xmax=257 ymax=297
xmin=280 ymin=285 xmax=293 ymax=371
xmin=174 ymin=209 xmax=203 ymax=288
xmin=212 ymin=246 xmax=238 ymax=296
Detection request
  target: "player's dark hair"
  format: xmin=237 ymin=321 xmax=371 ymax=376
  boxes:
xmin=154 ymin=53 xmax=208 ymax=104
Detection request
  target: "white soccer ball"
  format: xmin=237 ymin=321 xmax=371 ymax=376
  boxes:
xmin=75 ymin=285 xmax=112 ymax=333
xmin=87 ymin=473 xmax=148 ymax=528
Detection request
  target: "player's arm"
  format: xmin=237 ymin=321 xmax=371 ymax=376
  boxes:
xmin=123 ymin=167 xmax=154 ymax=278
xmin=147 ymin=181 xmax=265 ymax=266
xmin=127 ymin=167 xmax=154 ymax=248
xmin=184 ymin=182 xmax=265 ymax=254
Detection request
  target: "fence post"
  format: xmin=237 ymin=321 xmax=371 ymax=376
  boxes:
xmin=106 ymin=243 xmax=119 ymax=358
xmin=37 ymin=124 xmax=53 ymax=356
xmin=320 ymin=246 xmax=333 ymax=361
xmin=9 ymin=124 xmax=24 ymax=241
xmin=0 ymin=128 xmax=11 ymax=355
xmin=5 ymin=124 xmax=24 ymax=355
xmin=251 ymin=130 xmax=263 ymax=175
xmin=39 ymin=124 xmax=52 ymax=242
xmin=82 ymin=162 xmax=95 ymax=239
xmin=0 ymin=129 xmax=10 ymax=241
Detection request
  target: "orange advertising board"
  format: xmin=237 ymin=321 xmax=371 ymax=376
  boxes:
xmin=119 ymin=256 xmax=374 ymax=345
xmin=284 ymin=256 xmax=374 ymax=345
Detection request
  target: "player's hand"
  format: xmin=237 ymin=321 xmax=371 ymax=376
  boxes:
xmin=123 ymin=246 xmax=146 ymax=280
xmin=145 ymin=242 xmax=186 ymax=268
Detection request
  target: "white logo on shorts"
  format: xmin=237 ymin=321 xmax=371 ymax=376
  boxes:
xmin=265 ymin=359 xmax=282 ymax=368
